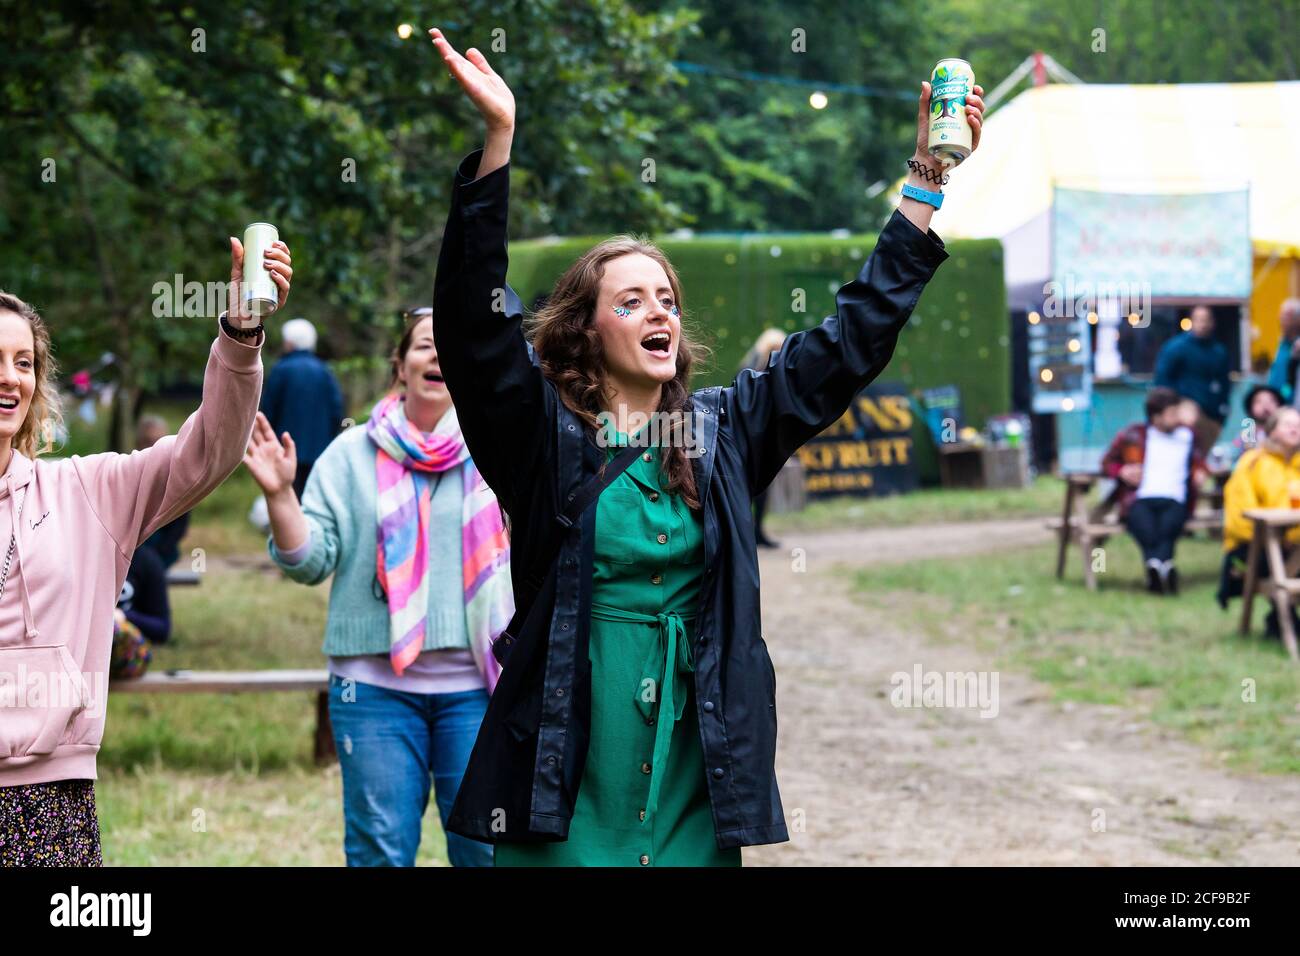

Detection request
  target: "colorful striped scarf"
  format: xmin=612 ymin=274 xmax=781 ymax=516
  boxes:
xmin=366 ymin=393 xmax=510 ymax=691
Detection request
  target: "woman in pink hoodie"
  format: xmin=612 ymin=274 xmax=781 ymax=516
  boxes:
xmin=0 ymin=236 xmax=293 ymax=866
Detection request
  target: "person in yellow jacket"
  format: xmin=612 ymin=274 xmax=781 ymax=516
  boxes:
xmin=1217 ymin=406 xmax=1300 ymax=638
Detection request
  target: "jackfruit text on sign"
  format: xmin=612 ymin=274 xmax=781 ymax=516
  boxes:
xmin=796 ymin=381 xmax=918 ymax=499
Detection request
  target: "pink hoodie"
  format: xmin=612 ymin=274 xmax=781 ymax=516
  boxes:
xmin=0 ymin=325 xmax=261 ymax=787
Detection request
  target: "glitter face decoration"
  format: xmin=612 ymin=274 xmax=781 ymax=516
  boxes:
xmin=612 ymin=299 xmax=679 ymax=320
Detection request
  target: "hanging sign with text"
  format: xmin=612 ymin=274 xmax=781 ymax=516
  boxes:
xmin=796 ymin=381 xmax=918 ymax=499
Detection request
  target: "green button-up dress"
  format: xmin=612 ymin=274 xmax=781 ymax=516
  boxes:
xmin=495 ymin=433 xmax=741 ymax=867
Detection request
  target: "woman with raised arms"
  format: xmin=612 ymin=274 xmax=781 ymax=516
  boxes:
xmin=426 ymin=27 xmax=983 ymax=866
xmin=0 ymin=238 xmax=292 ymax=865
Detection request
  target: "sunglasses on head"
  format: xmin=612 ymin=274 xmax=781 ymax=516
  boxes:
xmin=401 ymin=307 xmax=433 ymax=322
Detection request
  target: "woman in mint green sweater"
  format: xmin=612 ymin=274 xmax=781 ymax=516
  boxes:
xmin=244 ymin=309 xmax=513 ymax=866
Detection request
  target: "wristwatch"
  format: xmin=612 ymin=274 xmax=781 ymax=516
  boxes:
xmin=901 ymin=182 xmax=944 ymax=210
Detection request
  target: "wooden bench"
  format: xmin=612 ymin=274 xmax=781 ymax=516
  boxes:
xmin=1047 ymin=472 xmax=1223 ymax=590
xmin=110 ymin=669 xmax=336 ymax=763
xmin=1238 ymin=509 xmax=1300 ymax=662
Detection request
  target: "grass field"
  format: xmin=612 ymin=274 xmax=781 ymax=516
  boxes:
xmin=86 ymin=418 xmax=1295 ymax=865
xmin=851 ymin=534 xmax=1300 ymax=775
xmin=766 ymin=474 xmax=1064 ymax=532
xmin=97 ymin=564 xmax=453 ymax=865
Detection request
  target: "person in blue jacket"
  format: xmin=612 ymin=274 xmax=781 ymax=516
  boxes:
xmin=260 ymin=317 xmax=345 ymax=499
xmin=1153 ymin=304 xmax=1230 ymax=454
xmin=1267 ymin=298 xmax=1300 ymax=402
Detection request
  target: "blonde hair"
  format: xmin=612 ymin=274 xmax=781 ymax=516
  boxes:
xmin=0 ymin=291 xmax=63 ymax=459
xmin=741 ymin=328 xmax=787 ymax=372
xmin=1263 ymin=406 xmax=1300 ymax=438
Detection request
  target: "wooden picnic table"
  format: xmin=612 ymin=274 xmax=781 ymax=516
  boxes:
xmin=1238 ymin=509 xmax=1300 ymax=662
xmin=1048 ymin=473 xmax=1114 ymax=590
xmin=110 ymin=669 xmax=336 ymax=762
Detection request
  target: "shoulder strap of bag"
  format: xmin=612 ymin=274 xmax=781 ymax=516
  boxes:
xmin=537 ymin=440 xmax=645 ymax=580
xmin=556 ymin=440 xmax=645 ymax=531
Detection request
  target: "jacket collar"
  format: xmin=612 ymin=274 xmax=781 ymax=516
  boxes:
xmin=688 ymin=386 xmax=721 ymax=498
xmin=0 ymin=448 xmax=34 ymax=499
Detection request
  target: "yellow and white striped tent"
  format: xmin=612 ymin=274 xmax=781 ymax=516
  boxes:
xmin=925 ymin=81 xmax=1300 ymax=362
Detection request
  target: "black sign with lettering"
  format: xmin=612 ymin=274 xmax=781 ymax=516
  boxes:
xmin=795 ymin=380 xmax=918 ymax=499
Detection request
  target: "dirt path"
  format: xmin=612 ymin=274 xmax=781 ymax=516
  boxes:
xmin=744 ymin=518 xmax=1300 ymax=866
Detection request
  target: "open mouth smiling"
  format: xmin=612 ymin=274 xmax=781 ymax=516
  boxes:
xmin=640 ymin=331 xmax=671 ymax=357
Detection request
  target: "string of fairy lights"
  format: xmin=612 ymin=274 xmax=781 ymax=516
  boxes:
xmin=394 ymin=22 xmax=913 ymax=111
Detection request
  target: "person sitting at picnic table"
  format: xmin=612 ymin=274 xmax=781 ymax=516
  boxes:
xmin=116 ymin=539 xmax=172 ymax=645
xmin=1100 ymin=388 xmax=1207 ymax=595
xmin=135 ymin=414 xmax=191 ymax=569
xmin=1216 ymin=405 xmax=1300 ymax=637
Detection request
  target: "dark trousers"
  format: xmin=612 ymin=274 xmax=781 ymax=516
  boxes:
xmin=1218 ymin=542 xmax=1298 ymax=638
xmin=1217 ymin=543 xmax=1264 ymax=608
xmin=1124 ymin=496 xmax=1187 ymax=563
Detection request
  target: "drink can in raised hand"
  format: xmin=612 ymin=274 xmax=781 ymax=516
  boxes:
xmin=927 ymin=58 xmax=975 ymax=168
xmin=241 ymin=222 xmax=280 ymax=324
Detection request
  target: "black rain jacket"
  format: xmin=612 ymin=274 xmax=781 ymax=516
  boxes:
xmin=435 ymin=150 xmax=948 ymax=849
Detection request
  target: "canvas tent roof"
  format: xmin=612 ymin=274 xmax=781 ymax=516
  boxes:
xmin=929 ymin=81 xmax=1300 ymax=257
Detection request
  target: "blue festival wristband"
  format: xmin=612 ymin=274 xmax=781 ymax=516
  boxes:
xmin=901 ymin=182 xmax=944 ymax=210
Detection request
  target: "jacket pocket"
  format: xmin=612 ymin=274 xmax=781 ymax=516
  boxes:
xmin=0 ymin=644 xmax=90 ymax=758
xmin=594 ymin=486 xmax=654 ymax=565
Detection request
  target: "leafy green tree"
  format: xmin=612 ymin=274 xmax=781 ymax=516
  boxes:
xmin=3 ymin=0 xmax=1297 ymax=457
xmin=0 ymin=0 xmax=694 ymax=447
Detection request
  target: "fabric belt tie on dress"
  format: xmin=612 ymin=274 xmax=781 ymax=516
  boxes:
xmin=589 ymin=602 xmax=695 ymax=827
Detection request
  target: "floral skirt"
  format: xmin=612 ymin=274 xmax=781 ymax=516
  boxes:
xmin=0 ymin=779 xmax=103 ymax=867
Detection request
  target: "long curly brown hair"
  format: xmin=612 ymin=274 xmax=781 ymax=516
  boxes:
xmin=529 ymin=237 xmax=710 ymax=510
xmin=0 ymin=291 xmax=63 ymax=459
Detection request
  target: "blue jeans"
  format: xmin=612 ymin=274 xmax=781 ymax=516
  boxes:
xmin=327 ymin=675 xmax=494 ymax=867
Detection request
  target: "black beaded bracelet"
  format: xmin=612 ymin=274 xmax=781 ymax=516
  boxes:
xmin=220 ymin=314 xmax=264 ymax=340
xmin=907 ymin=158 xmax=950 ymax=186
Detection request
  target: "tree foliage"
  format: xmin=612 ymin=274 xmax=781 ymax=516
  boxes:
xmin=0 ymin=0 xmax=1296 ymax=449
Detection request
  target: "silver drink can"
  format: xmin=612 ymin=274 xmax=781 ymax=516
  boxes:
xmin=241 ymin=222 xmax=279 ymax=325
xmin=927 ymin=58 xmax=975 ymax=168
